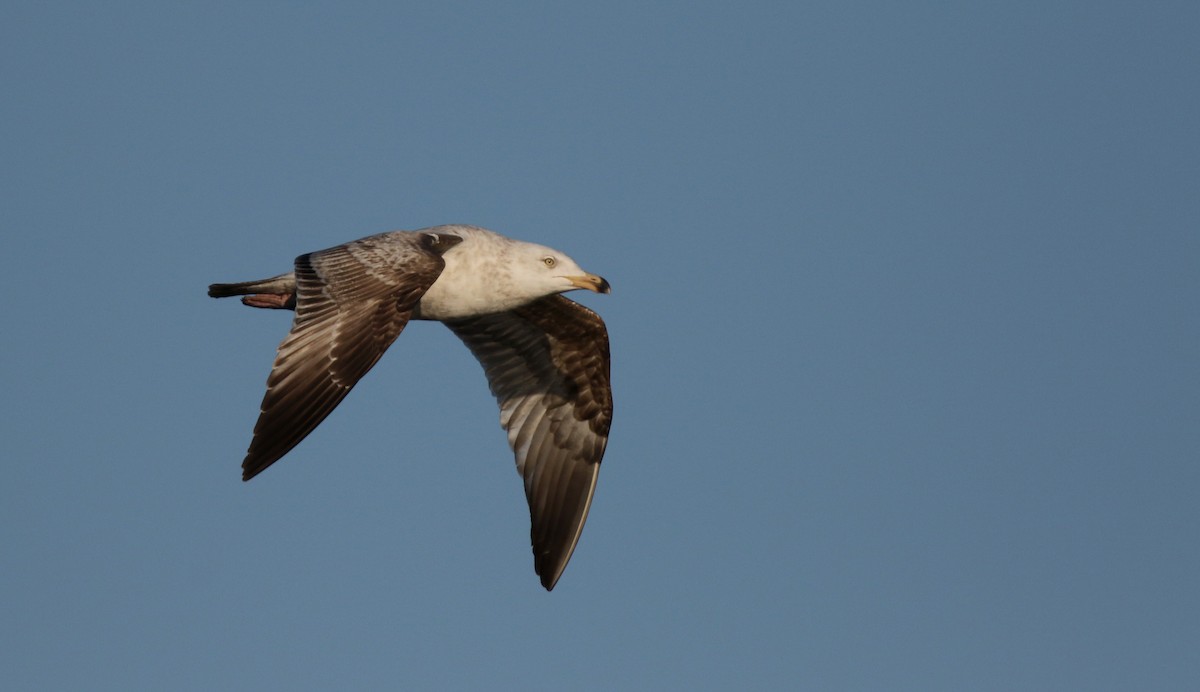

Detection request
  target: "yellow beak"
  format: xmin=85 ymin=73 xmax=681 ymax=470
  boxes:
xmin=567 ymin=273 xmax=611 ymax=294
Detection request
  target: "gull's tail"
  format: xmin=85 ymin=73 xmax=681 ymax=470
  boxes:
xmin=208 ymin=273 xmax=297 ymax=310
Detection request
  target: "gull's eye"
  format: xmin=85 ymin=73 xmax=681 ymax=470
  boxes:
xmin=543 ymin=256 xmax=557 ymax=268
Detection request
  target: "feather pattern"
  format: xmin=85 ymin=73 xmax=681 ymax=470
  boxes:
xmin=446 ymin=295 xmax=612 ymax=590
xmin=210 ymin=225 xmax=611 ymax=590
xmin=241 ymin=234 xmax=449 ymax=480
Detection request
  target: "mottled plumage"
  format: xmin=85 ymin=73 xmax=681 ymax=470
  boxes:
xmin=209 ymin=225 xmax=612 ymax=590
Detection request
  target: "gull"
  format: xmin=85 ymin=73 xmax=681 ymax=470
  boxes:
xmin=209 ymin=225 xmax=612 ymax=590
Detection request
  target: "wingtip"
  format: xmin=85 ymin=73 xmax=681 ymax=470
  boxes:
xmin=241 ymin=457 xmax=265 ymax=482
xmin=536 ymin=554 xmax=570 ymax=591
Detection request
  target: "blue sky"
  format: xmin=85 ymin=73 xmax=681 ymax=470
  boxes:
xmin=2 ymin=2 xmax=1197 ymax=689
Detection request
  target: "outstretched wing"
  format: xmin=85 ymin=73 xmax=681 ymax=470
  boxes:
xmin=445 ymin=295 xmax=612 ymax=590
xmin=242 ymin=233 xmax=457 ymax=480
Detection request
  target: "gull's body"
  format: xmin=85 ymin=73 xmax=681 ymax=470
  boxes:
xmin=209 ymin=225 xmax=612 ymax=590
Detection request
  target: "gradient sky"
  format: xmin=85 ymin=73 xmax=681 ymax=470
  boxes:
xmin=2 ymin=2 xmax=1197 ymax=690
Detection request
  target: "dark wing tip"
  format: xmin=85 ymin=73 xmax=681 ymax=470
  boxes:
xmin=537 ymin=549 xmax=575 ymax=590
xmin=241 ymin=460 xmax=264 ymax=482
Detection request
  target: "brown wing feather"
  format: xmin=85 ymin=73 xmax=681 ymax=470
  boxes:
xmin=242 ymin=235 xmax=447 ymax=480
xmin=445 ymin=294 xmax=612 ymax=590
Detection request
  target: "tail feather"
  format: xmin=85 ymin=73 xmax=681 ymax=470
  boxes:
xmin=208 ymin=273 xmax=296 ymax=299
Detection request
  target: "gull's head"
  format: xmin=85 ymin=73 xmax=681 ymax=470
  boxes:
xmin=516 ymin=241 xmax=611 ymax=298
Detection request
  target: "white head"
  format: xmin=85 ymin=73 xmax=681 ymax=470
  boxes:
xmin=416 ymin=226 xmax=610 ymax=320
xmin=509 ymin=240 xmax=611 ymax=299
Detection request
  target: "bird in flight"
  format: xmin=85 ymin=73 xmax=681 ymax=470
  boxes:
xmin=209 ymin=225 xmax=612 ymax=590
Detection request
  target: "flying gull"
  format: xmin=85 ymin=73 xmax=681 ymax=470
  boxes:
xmin=208 ymin=224 xmax=612 ymax=590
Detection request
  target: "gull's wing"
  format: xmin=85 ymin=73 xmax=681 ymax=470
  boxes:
xmin=445 ymin=295 xmax=612 ymax=590
xmin=242 ymin=232 xmax=459 ymax=480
